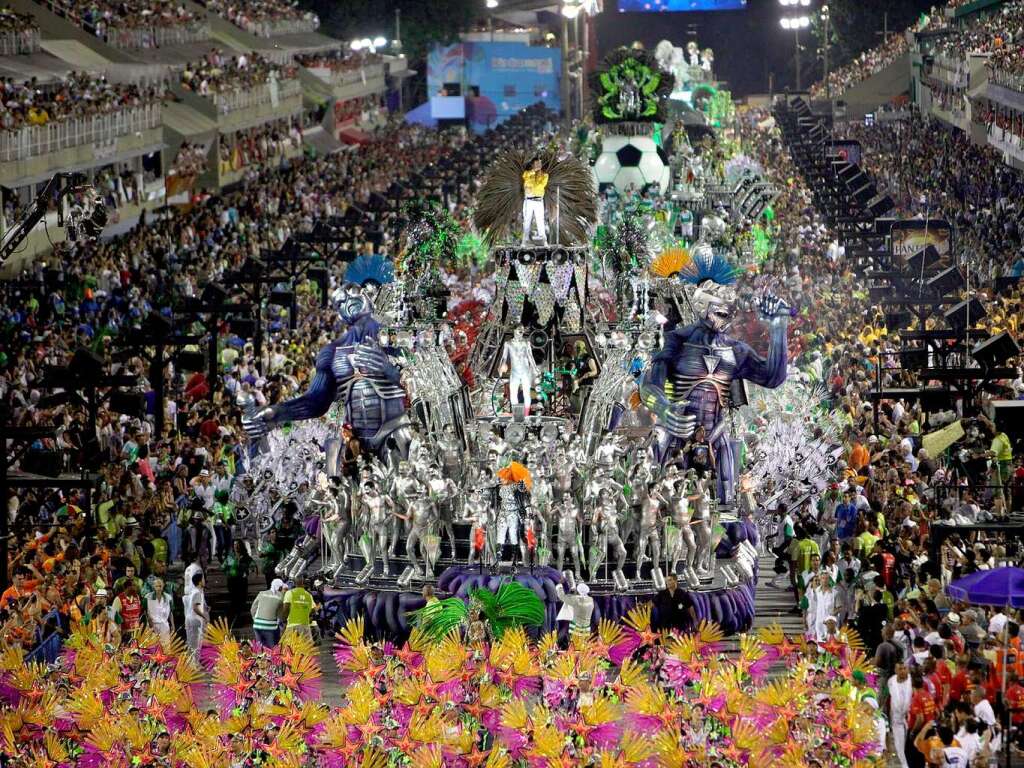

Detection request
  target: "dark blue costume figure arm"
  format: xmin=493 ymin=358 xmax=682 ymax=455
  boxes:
xmin=268 ymin=342 xmax=338 ymax=423
xmin=732 ymin=318 xmax=789 ymax=389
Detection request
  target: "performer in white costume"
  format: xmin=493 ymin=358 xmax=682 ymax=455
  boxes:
xmin=500 ymin=326 xmax=539 ymax=415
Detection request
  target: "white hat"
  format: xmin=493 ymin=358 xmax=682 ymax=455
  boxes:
xmin=947 ymin=612 xmax=961 ymax=626
xmin=270 ymin=578 xmax=285 ymax=593
xmin=576 ymin=583 xmax=590 ymax=597
xmin=824 ymin=615 xmax=838 ymax=624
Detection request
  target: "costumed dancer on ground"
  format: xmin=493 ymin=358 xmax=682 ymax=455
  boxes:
xmin=555 ymin=581 xmax=594 ymax=640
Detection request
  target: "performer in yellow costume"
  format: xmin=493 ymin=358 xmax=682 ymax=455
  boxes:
xmin=521 ymin=156 xmax=549 ymax=245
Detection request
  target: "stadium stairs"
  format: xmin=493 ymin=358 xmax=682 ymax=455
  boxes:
xmin=832 ymin=51 xmax=912 ymax=121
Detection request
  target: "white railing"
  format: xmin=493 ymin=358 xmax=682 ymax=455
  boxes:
xmin=990 ymin=67 xmax=1024 ymax=96
xmin=0 ymin=28 xmax=40 ymax=55
xmin=243 ymin=16 xmax=319 ymax=39
xmin=211 ymin=78 xmax=301 ymax=114
xmin=312 ymin=63 xmax=385 ymax=88
xmin=0 ymin=104 xmax=162 ymax=163
xmin=104 ymin=22 xmax=210 ymax=49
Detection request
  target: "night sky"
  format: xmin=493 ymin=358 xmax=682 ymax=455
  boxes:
xmin=595 ymin=0 xmax=822 ymax=97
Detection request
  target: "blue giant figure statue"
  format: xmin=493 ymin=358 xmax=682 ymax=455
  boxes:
xmin=250 ymin=284 xmax=412 ymax=471
xmin=642 ymin=262 xmax=789 ymax=503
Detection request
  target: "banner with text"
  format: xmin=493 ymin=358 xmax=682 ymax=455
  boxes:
xmin=889 ymin=218 xmax=954 ymax=268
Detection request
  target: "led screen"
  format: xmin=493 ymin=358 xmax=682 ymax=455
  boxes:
xmin=618 ymin=0 xmax=746 ymax=10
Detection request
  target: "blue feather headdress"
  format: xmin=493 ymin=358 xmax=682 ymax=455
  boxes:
xmin=678 ymin=247 xmax=743 ymax=286
xmin=345 ymin=254 xmax=394 ymax=287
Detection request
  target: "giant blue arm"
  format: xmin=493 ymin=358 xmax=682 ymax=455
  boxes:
xmin=267 ymin=342 xmax=339 ymax=424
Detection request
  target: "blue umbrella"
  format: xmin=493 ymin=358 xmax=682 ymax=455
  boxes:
xmin=946 ymin=567 xmax=1024 ymax=608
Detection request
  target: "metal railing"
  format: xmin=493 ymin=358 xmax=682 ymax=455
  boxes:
xmin=42 ymin=0 xmax=207 ymax=49
xmin=0 ymin=28 xmax=40 ymax=55
xmin=104 ymin=22 xmax=210 ymax=49
xmin=0 ymin=104 xmax=162 ymax=163
xmin=210 ymin=78 xmax=301 ymax=115
xmin=990 ymin=66 xmax=1024 ymax=95
xmin=242 ymin=16 xmax=319 ymax=39
xmin=311 ymin=63 xmax=385 ymax=88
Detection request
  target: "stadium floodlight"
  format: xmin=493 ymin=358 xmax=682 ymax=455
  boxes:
xmin=373 ymin=36 xmax=387 ymax=48
xmin=797 ymin=15 xmax=810 ymax=27
xmin=780 ymin=17 xmax=791 ymax=28
xmin=486 ymin=0 xmax=498 ymax=7
xmin=351 ymin=39 xmax=363 ymax=50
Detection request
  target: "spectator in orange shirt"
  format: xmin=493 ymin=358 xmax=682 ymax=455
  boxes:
xmin=0 ymin=566 xmax=39 ymax=610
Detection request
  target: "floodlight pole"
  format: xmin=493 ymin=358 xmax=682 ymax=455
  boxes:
xmin=794 ymin=26 xmax=802 ymax=91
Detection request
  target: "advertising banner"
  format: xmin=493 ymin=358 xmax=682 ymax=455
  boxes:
xmin=830 ymin=139 xmax=862 ymax=167
xmin=427 ymin=42 xmax=561 ymax=132
xmin=889 ymin=219 xmax=953 ymax=267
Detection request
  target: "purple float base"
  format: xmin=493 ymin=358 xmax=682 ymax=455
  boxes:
xmin=318 ymin=520 xmax=760 ymax=640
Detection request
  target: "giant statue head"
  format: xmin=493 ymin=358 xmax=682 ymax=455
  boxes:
xmin=692 ymin=280 xmax=737 ymax=332
xmin=334 ymin=282 xmax=373 ymax=325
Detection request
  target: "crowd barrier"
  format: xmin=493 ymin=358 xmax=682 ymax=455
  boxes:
xmin=0 ymin=28 xmax=40 ymax=55
xmin=211 ymin=78 xmax=301 ymax=114
xmin=0 ymin=104 xmax=162 ymax=163
xmin=990 ymin=67 xmax=1024 ymax=95
xmin=313 ymin=63 xmax=385 ymax=87
xmin=103 ymin=22 xmax=210 ymax=49
xmin=242 ymin=16 xmax=319 ymax=39
xmin=42 ymin=0 xmax=207 ymax=49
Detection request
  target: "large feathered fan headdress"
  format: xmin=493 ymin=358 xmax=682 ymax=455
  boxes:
xmin=473 ymin=149 xmax=597 ymax=246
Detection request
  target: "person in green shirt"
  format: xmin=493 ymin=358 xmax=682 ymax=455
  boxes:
xmin=259 ymin=531 xmax=281 ymax=589
xmin=212 ymin=490 xmax=233 ymax=562
xmin=282 ymin=575 xmax=315 ymax=641
xmin=223 ymin=540 xmax=253 ymax=622
xmin=989 ymin=424 xmax=1013 ymax=496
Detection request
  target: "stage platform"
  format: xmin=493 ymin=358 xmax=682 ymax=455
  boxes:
xmin=317 ymin=520 xmax=760 ymax=640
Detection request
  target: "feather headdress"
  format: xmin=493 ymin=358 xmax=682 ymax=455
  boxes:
xmin=473 ymin=149 xmax=597 ymax=246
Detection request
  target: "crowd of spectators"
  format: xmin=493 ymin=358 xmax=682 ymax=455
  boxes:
xmin=810 ymin=32 xmax=910 ymax=100
xmin=0 ymin=6 xmax=38 ymax=54
xmin=0 ymin=73 xmax=163 ymax=132
xmin=294 ymin=49 xmax=382 ymax=74
xmin=169 ymin=141 xmax=209 ymax=180
xmin=0 ymin=104 xmax=554 ymax=660
xmin=932 ymin=0 xmax=1024 ymax=77
xmin=180 ymin=49 xmax=296 ymax=96
xmin=844 ymin=115 xmax=1024 ymax=285
xmin=197 ymin=0 xmax=318 ymax=38
xmin=217 ymin=117 xmax=303 ymax=176
xmin=46 ymin=0 xmax=202 ymax=41
xmin=737 ymin=104 xmax=1024 ymax=765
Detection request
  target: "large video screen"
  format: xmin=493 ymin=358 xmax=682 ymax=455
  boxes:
xmin=617 ymin=0 xmax=746 ymax=10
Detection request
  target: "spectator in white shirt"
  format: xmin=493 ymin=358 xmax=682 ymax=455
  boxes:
xmin=146 ymin=577 xmax=173 ymax=645
xmin=888 ymin=661 xmax=913 ymax=768
xmin=971 ymin=686 xmax=1001 ymax=753
xmin=184 ymin=572 xmax=209 ymax=659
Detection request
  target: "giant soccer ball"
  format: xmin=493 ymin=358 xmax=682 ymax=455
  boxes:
xmin=593 ymin=135 xmax=671 ymax=194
